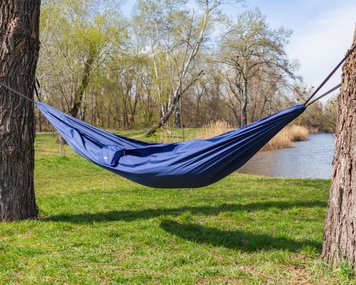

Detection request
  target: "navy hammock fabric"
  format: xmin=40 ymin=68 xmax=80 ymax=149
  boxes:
xmin=38 ymin=103 xmax=306 ymax=188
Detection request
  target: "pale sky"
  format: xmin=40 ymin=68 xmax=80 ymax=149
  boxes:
xmin=122 ymin=0 xmax=356 ymax=101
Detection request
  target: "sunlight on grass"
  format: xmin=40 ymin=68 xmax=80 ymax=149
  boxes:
xmin=0 ymin=134 xmax=352 ymax=284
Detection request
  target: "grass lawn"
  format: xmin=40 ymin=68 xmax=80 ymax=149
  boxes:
xmin=0 ymin=134 xmax=354 ymax=284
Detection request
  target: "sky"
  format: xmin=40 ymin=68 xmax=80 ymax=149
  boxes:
xmin=122 ymin=0 xmax=356 ymax=102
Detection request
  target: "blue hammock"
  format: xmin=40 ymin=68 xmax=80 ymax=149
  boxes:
xmin=38 ymin=102 xmax=305 ymax=188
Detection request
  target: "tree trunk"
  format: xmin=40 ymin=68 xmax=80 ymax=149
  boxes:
xmin=174 ymin=102 xmax=182 ymax=128
xmin=35 ymin=78 xmax=43 ymax=132
xmin=145 ymin=4 xmax=212 ymax=136
xmin=322 ymin=30 xmax=356 ymax=267
xmin=240 ymin=79 xmax=248 ymax=127
xmin=145 ymin=71 xmax=203 ymax=135
xmin=69 ymin=48 xmax=95 ymax=118
xmin=0 ymin=0 xmax=40 ymax=221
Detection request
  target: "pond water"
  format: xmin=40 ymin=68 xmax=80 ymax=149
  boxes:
xmin=238 ymin=133 xmax=335 ymax=179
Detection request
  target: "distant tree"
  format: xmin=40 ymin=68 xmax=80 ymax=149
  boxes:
xmin=144 ymin=0 xmax=242 ymax=135
xmin=322 ymin=30 xmax=356 ymax=268
xmin=109 ymin=54 xmax=152 ymax=129
xmin=36 ymin=0 xmax=314 ymax=132
xmin=220 ymin=8 xmax=296 ymax=126
xmin=38 ymin=0 xmax=125 ymax=118
xmin=320 ymin=97 xmax=338 ymax=133
xmin=0 ymin=0 xmax=40 ymax=221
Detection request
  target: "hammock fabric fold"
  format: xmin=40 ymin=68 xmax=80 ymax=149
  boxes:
xmin=38 ymin=102 xmax=306 ymax=188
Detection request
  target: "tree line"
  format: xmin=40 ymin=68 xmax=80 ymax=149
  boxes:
xmin=37 ymin=0 xmax=337 ymax=134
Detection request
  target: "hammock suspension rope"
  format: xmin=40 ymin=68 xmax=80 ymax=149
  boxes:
xmin=304 ymin=44 xmax=356 ymax=105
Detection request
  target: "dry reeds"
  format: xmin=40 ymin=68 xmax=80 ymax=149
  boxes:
xmin=194 ymin=120 xmax=233 ymax=140
xmin=156 ymin=128 xmax=175 ymax=143
xmin=193 ymin=120 xmax=309 ymax=151
xmin=263 ymin=125 xmax=309 ymax=151
xmin=289 ymin=125 xmax=309 ymax=141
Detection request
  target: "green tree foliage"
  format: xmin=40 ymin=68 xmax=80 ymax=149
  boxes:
xmin=38 ymin=0 xmax=126 ymax=117
xmin=37 ymin=1 xmax=337 ymax=133
xmin=219 ymin=8 xmax=297 ymax=126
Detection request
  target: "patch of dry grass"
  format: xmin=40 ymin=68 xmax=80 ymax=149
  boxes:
xmin=263 ymin=129 xmax=293 ymax=151
xmin=264 ymin=125 xmax=309 ymax=151
xmin=192 ymin=120 xmax=309 ymax=151
xmin=193 ymin=120 xmax=233 ymax=140
xmin=290 ymin=125 xmax=309 ymax=141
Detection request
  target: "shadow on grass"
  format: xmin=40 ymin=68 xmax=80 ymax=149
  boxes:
xmin=160 ymin=220 xmax=321 ymax=252
xmin=42 ymin=200 xmax=326 ymax=224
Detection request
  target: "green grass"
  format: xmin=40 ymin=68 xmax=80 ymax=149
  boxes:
xmin=0 ymin=134 xmax=354 ymax=284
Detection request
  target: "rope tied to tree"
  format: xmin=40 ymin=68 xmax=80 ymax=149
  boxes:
xmin=0 ymin=81 xmax=36 ymax=103
xmin=305 ymin=83 xmax=341 ymax=107
xmin=304 ymin=44 xmax=356 ymax=106
xmin=0 ymin=79 xmax=41 ymax=104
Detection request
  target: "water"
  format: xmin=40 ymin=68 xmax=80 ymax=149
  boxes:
xmin=238 ymin=133 xmax=335 ymax=179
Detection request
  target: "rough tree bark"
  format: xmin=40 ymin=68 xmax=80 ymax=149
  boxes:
xmin=322 ymin=29 xmax=356 ymax=267
xmin=0 ymin=0 xmax=40 ymax=221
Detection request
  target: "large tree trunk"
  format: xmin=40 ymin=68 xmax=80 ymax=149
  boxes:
xmin=0 ymin=0 xmax=40 ymax=221
xmin=322 ymin=30 xmax=356 ymax=267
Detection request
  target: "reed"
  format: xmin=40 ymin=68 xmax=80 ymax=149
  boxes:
xmin=193 ymin=120 xmax=233 ymax=140
xmin=264 ymin=125 xmax=309 ymax=151
xmin=193 ymin=121 xmax=309 ymax=151
xmin=289 ymin=125 xmax=309 ymax=141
